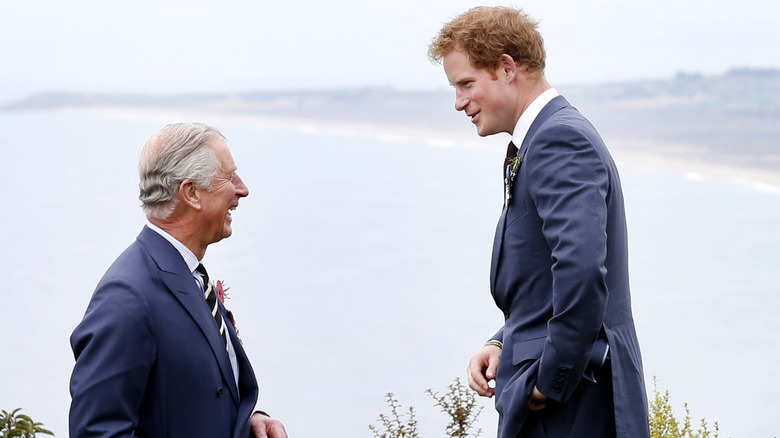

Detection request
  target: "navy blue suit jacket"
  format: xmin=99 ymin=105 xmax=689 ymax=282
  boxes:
xmin=489 ymin=96 xmax=649 ymax=438
xmin=70 ymin=226 xmax=259 ymax=438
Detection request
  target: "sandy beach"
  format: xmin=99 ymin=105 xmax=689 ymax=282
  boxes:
xmin=61 ymin=105 xmax=780 ymax=191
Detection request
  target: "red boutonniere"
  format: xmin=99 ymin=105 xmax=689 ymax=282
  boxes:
xmin=217 ymin=280 xmax=241 ymax=343
xmin=216 ymin=280 xmax=228 ymax=302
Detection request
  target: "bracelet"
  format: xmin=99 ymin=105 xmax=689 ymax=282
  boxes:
xmin=484 ymin=340 xmax=503 ymax=349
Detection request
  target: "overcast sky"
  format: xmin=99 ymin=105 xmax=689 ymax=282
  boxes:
xmin=2 ymin=0 xmax=779 ymax=102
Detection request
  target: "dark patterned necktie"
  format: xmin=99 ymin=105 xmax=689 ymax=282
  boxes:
xmin=504 ymin=141 xmax=518 ymax=205
xmin=196 ymin=264 xmax=228 ymax=349
xmin=504 ymin=141 xmax=518 ymax=172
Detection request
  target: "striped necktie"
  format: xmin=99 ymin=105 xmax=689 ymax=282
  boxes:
xmin=196 ymin=264 xmax=228 ymax=349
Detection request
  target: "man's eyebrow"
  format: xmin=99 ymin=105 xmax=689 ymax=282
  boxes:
xmin=219 ymin=167 xmax=237 ymax=178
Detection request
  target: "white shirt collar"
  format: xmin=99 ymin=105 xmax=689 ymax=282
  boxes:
xmin=512 ymin=88 xmax=559 ymax=147
xmin=146 ymin=220 xmax=201 ymax=276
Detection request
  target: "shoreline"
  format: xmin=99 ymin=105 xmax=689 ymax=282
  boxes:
xmin=49 ymin=105 xmax=780 ymax=191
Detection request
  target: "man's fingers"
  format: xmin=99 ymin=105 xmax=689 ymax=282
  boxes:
xmin=527 ymin=385 xmax=546 ymax=410
xmin=269 ymin=422 xmax=288 ymax=438
xmin=251 ymin=414 xmax=287 ymax=438
xmin=467 ymin=366 xmax=484 ymax=391
xmin=467 ymin=364 xmax=495 ymax=397
xmin=467 ymin=358 xmax=488 ymax=384
xmin=486 ymin=356 xmax=499 ymax=379
xmin=466 ymin=345 xmax=502 ymax=397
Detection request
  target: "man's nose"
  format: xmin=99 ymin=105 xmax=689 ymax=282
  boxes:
xmin=455 ymin=92 xmax=468 ymax=112
xmin=234 ymin=174 xmax=249 ymax=197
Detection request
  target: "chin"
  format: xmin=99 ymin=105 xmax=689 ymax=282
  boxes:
xmin=476 ymin=126 xmax=497 ymax=137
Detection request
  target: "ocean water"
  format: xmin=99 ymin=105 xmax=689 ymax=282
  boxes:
xmin=1 ymin=111 xmax=778 ymax=438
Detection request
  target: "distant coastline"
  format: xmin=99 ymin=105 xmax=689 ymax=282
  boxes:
xmin=4 ymin=67 xmax=779 ymax=189
xmin=50 ymin=104 xmax=780 ymax=191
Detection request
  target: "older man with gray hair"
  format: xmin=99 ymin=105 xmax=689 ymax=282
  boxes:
xmin=69 ymin=123 xmax=287 ymax=438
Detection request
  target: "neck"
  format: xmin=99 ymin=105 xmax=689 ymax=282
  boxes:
xmin=148 ymin=216 xmax=207 ymax=260
xmin=515 ymin=76 xmax=552 ymax=122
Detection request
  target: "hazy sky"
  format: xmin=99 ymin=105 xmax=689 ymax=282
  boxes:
xmin=2 ymin=0 xmax=779 ymax=102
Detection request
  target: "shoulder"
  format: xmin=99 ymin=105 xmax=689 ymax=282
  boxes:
xmin=522 ymin=110 xmax=610 ymax=190
xmin=71 ymin=243 xmax=161 ymax=361
xmin=523 ymin=101 xmax=606 ymax=165
xmin=533 ymin=105 xmax=595 ymax=143
xmin=100 ymin=239 xmax=157 ymax=290
xmin=83 ymin=238 xmax=163 ymax=325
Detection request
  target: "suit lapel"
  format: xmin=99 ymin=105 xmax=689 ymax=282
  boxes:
xmin=224 ymin=310 xmax=257 ymax=398
xmin=137 ymin=227 xmax=241 ymax=405
xmin=224 ymin=310 xmax=259 ymax=438
xmin=489 ymin=96 xmax=570 ymax=300
xmin=489 ymin=206 xmax=508 ymax=297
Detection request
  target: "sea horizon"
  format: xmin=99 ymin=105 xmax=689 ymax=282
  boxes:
xmin=1 ymin=109 xmax=778 ymax=438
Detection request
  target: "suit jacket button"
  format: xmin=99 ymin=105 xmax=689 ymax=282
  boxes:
xmin=217 ymin=387 xmax=223 ymax=397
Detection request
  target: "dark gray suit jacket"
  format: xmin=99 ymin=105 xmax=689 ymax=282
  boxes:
xmin=489 ymin=96 xmax=650 ymax=438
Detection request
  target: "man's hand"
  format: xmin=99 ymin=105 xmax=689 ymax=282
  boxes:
xmin=250 ymin=412 xmax=287 ymax=438
xmin=527 ymin=385 xmax=547 ymax=411
xmin=466 ymin=344 xmax=502 ymax=397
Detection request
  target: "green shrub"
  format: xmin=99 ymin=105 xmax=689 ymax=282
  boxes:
xmin=426 ymin=379 xmax=482 ymax=438
xmin=649 ymin=378 xmax=720 ymax=438
xmin=369 ymin=393 xmax=420 ymax=438
xmin=1 ymin=408 xmax=53 ymax=438
xmin=370 ymin=378 xmax=480 ymax=438
xmin=372 ymin=377 xmax=729 ymax=438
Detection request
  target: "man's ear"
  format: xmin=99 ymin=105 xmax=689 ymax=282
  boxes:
xmin=498 ymin=54 xmax=518 ymax=81
xmin=179 ymin=179 xmax=202 ymax=211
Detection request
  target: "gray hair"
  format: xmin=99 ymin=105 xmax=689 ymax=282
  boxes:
xmin=139 ymin=122 xmax=224 ymax=219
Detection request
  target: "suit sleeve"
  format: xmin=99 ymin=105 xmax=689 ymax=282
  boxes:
xmin=526 ymin=123 xmax=610 ymax=402
xmin=489 ymin=327 xmax=504 ymax=344
xmin=69 ymin=278 xmax=156 ymax=437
